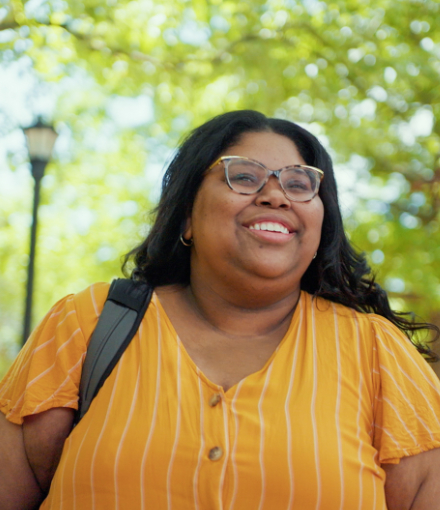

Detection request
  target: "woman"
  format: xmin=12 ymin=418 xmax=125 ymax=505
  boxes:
xmin=1 ymin=110 xmax=440 ymax=510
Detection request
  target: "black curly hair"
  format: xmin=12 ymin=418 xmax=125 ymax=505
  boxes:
xmin=123 ymin=110 xmax=438 ymax=361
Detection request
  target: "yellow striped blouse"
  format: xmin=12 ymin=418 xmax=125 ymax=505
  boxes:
xmin=1 ymin=283 xmax=440 ymax=510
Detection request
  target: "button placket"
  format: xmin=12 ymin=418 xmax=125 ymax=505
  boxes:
xmin=208 ymin=393 xmax=222 ymax=407
xmin=208 ymin=446 xmax=223 ymax=461
xmin=206 ymin=391 xmax=225 ymax=462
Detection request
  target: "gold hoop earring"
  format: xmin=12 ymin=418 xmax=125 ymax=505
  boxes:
xmin=180 ymin=235 xmax=193 ymax=247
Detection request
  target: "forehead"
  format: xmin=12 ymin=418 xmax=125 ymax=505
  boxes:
xmin=223 ymin=131 xmax=306 ymax=169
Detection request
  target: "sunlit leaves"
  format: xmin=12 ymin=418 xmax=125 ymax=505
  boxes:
xmin=1 ymin=0 xmax=440 ymax=375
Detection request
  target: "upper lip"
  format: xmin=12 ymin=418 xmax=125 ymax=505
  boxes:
xmin=243 ymin=215 xmax=297 ymax=234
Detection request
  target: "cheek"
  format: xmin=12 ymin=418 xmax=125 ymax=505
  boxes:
xmin=190 ymin=191 xmax=235 ymax=240
xmin=195 ymin=189 xmax=248 ymax=225
xmin=306 ymin=199 xmax=324 ymax=241
xmin=316 ymin=206 xmax=325 ymax=234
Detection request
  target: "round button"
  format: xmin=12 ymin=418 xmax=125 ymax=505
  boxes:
xmin=208 ymin=446 xmax=223 ymax=461
xmin=208 ymin=393 xmax=221 ymax=407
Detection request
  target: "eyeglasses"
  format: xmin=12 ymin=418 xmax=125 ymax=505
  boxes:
xmin=208 ymin=156 xmax=324 ymax=203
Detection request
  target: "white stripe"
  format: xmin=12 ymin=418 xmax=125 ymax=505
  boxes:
xmin=353 ymin=313 xmax=364 ymax=510
xmin=32 ymin=353 xmax=85 ymax=413
xmin=284 ymin=296 xmax=303 ymax=510
xmin=46 ymin=296 xmax=74 ymax=320
xmin=8 ymin=328 xmax=82 ymax=416
xmin=166 ymin=335 xmax=182 ymax=510
xmin=218 ymin=390 xmax=230 ymax=510
xmin=371 ymin=318 xmax=440 ymax=394
xmin=63 ymin=399 xmax=79 ymax=408
xmin=332 ymin=304 xmax=344 ymax=510
xmin=114 ymin=364 xmax=141 ymax=510
xmin=90 ymin=284 xmax=100 ymax=318
xmin=311 ymin=299 xmax=321 ymax=510
xmin=379 ymin=364 xmax=435 ymax=440
xmin=193 ymin=369 xmax=205 ymax=510
xmin=12 ymin=308 xmax=76 ymax=386
xmin=12 ymin=336 xmax=58 ymax=390
xmin=399 ymin=370 xmax=440 ymax=428
xmin=56 ymin=309 xmax=76 ymax=328
xmin=0 ymin=380 xmax=9 ymax=400
xmin=57 ymin=431 xmax=73 ymax=510
xmin=72 ymin=419 xmax=95 ymax=510
xmin=140 ymin=301 xmax=162 ymax=510
xmin=49 ymin=309 xmax=63 ymax=319
xmin=89 ymin=359 xmax=124 ymax=510
xmin=374 ymin=423 xmax=408 ymax=454
xmin=28 ymin=336 xmax=55 ymax=354
xmin=374 ymin=333 xmax=440 ymax=428
xmin=0 ymin=335 xmax=57 ymax=400
xmin=257 ymin=360 xmax=275 ymax=510
xmin=370 ymin=317 xmax=414 ymax=347
xmin=371 ymin=451 xmax=377 ymax=510
xmin=229 ymin=380 xmax=245 ymax=510
xmin=382 ymin=395 xmax=419 ymax=445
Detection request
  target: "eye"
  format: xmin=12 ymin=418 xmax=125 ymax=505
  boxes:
xmin=230 ymin=172 xmax=259 ymax=184
xmin=282 ymin=169 xmax=314 ymax=192
xmin=284 ymin=178 xmax=312 ymax=192
xmin=227 ymin=162 xmax=263 ymax=188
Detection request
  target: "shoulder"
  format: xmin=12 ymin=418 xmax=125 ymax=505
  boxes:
xmin=70 ymin=282 xmax=110 ymax=344
xmin=366 ymin=312 xmax=434 ymax=376
xmin=306 ymin=292 xmax=410 ymax=340
xmin=304 ymin=293 xmax=420 ymax=361
xmin=0 ymin=283 xmax=111 ymax=423
xmin=72 ymin=281 xmax=110 ymax=309
xmin=305 ymin=292 xmax=376 ymax=335
xmin=72 ymin=282 xmax=110 ymax=316
xmin=24 ymin=282 xmax=111 ymax=352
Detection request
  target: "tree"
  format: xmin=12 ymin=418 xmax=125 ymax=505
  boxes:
xmin=1 ymin=0 xmax=439 ymax=375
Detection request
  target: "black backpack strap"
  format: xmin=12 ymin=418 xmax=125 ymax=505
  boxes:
xmin=75 ymin=278 xmax=153 ymax=424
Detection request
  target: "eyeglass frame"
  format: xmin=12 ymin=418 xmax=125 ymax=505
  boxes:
xmin=207 ymin=155 xmax=324 ymax=203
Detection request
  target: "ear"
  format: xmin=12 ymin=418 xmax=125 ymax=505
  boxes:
xmin=182 ymin=216 xmax=192 ymax=241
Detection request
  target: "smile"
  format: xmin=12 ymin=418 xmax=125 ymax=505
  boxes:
xmin=248 ymin=222 xmax=290 ymax=234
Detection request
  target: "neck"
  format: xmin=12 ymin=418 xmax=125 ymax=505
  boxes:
xmin=185 ymin=271 xmax=301 ymax=338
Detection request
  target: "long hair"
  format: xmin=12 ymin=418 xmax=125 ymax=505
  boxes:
xmin=123 ymin=110 xmax=438 ymax=360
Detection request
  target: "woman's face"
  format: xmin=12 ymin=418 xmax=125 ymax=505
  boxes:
xmin=184 ymin=131 xmax=324 ymax=289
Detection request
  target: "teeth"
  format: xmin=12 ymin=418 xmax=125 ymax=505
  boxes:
xmin=249 ymin=222 xmax=289 ymax=234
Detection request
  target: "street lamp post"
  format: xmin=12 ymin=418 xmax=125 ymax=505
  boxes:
xmin=22 ymin=120 xmax=58 ymax=345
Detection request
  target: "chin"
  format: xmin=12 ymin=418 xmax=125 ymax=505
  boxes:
xmin=247 ymin=262 xmax=304 ymax=282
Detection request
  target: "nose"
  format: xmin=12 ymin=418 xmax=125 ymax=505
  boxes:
xmin=254 ymin=175 xmax=291 ymax=209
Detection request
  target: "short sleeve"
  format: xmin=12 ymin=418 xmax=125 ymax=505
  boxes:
xmin=0 ymin=282 xmax=109 ymax=424
xmin=371 ymin=315 xmax=440 ymax=464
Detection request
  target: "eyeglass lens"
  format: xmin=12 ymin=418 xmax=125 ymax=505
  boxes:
xmin=226 ymin=159 xmax=319 ymax=201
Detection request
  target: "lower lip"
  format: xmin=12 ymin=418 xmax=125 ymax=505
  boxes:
xmin=246 ymin=227 xmax=296 ymax=243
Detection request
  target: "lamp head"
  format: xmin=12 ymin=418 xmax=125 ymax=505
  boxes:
xmin=23 ymin=119 xmax=58 ymax=163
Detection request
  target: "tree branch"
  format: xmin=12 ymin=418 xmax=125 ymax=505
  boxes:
xmin=0 ymin=21 xmax=19 ymax=31
xmin=0 ymin=18 xmax=175 ymax=68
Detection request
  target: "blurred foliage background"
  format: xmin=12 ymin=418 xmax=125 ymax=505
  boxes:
xmin=1 ymin=0 xmax=440 ymax=377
